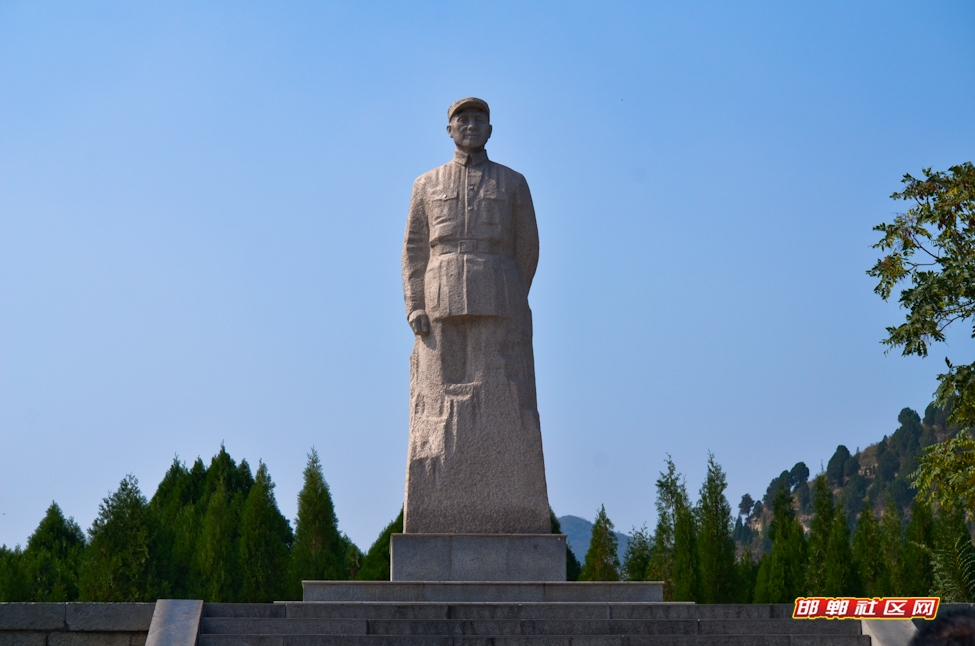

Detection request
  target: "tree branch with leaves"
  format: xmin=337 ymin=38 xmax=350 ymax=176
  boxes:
xmin=868 ymin=162 xmax=975 ymax=425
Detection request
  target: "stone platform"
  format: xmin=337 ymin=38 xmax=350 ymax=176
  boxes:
xmin=390 ymin=534 xmax=566 ymax=582
xmin=5 ymin=599 xmax=934 ymax=645
xmin=194 ymin=601 xmax=874 ymax=645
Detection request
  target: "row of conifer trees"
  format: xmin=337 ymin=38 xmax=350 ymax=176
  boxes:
xmin=0 ymin=447 xmax=373 ymax=602
xmin=2 ymin=446 xmax=971 ymax=602
xmin=578 ymin=454 xmax=971 ymax=603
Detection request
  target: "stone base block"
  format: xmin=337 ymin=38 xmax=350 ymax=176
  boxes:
xmin=390 ymin=534 xmax=566 ymax=582
xmin=301 ymin=580 xmax=664 ymax=602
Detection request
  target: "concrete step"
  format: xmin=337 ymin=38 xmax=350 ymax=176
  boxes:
xmin=196 ymin=603 xmax=868 ymax=646
xmin=200 ymin=617 xmax=861 ymax=637
xmin=197 ymin=635 xmax=871 ymax=646
xmin=364 ymin=619 xmax=861 ymax=637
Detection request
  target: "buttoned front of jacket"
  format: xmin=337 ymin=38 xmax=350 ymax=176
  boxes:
xmin=403 ymin=150 xmax=539 ymax=321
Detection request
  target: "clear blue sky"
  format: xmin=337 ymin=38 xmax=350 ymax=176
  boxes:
xmin=2 ymin=1 xmax=974 ymax=551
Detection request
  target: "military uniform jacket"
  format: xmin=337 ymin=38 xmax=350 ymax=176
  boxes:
xmin=403 ymin=149 xmax=539 ymax=321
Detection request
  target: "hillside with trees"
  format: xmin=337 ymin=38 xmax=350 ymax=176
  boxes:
xmin=579 ymin=401 xmax=972 ymax=603
xmin=734 ymin=400 xmax=956 ymax=558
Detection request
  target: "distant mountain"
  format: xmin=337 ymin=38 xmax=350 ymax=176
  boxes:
xmin=558 ymin=515 xmax=631 ymax=564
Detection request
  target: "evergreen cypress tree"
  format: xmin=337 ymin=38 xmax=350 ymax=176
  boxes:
xmin=671 ymin=500 xmax=699 ymax=601
xmin=198 ymin=448 xmax=254 ymax=541
xmin=753 ymin=554 xmax=769 ymax=601
xmin=852 ymin=497 xmax=887 ymax=596
xmin=185 ymin=447 xmax=254 ymax=601
xmin=696 ymin=453 xmax=736 ymax=603
xmin=903 ymin=500 xmax=935 ymax=595
xmin=203 ymin=445 xmax=255 ymax=502
xmin=550 ymin=510 xmax=582 ymax=581
xmin=826 ymin=446 xmax=852 ymax=487
xmin=580 ymin=505 xmax=620 ymax=581
xmin=734 ymin=546 xmax=759 ymax=603
xmin=341 ymin=535 xmax=364 ymax=580
xmin=148 ymin=450 xmax=255 ymax=599
xmin=622 ymin=525 xmax=652 ymax=581
xmin=149 ymin=458 xmax=202 ymax=598
xmin=290 ymin=448 xmax=347 ymax=592
xmin=78 ymin=475 xmax=160 ymax=601
xmin=732 ymin=516 xmax=753 ymax=545
xmin=753 ymin=483 xmax=806 ymax=603
xmin=879 ymin=496 xmax=906 ymax=595
xmin=193 ymin=480 xmax=238 ymax=602
xmin=823 ymin=497 xmax=860 ymax=596
xmin=22 ymin=502 xmax=85 ymax=601
xmin=805 ymin=475 xmax=834 ymax=594
xmin=0 ymin=546 xmax=27 ymax=601
xmin=356 ymin=509 xmax=403 ymax=581
xmin=239 ymin=462 xmax=294 ymax=602
xmin=648 ymin=457 xmax=684 ymax=600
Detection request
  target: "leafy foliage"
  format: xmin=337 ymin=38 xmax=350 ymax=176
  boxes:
xmin=868 ymin=162 xmax=975 ymax=427
xmin=925 ymin=513 xmax=975 ymax=602
xmin=910 ymin=431 xmax=975 ymax=515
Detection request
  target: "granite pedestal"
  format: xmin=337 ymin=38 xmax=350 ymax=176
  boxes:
xmin=390 ymin=534 xmax=566 ymax=582
xmin=302 ymin=580 xmax=664 ymax=602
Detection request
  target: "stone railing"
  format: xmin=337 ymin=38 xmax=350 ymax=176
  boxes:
xmin=0 ymin=602 xmax=155 ymax=646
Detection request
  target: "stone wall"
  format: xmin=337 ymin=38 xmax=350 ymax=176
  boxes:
xmin=0 ymin=603 xmax=154 ymax=646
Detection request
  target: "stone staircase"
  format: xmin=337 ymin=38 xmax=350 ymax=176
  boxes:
xmin=196 ymin=602 xmax=869 ymax=646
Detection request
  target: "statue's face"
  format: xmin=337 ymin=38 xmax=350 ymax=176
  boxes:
xmin=447 ymin=109 xmax=492 ymax=151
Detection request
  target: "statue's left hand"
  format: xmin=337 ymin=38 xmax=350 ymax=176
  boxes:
xmin=409 ymin=311 xmax=430 ymax=336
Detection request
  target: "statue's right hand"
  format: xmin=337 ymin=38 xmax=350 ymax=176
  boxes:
xmin=409 ymin=311 xmax=430 ymax=336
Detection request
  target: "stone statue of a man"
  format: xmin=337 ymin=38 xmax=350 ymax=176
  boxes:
xmin=402 ymin=98 xmax=551 ymax=534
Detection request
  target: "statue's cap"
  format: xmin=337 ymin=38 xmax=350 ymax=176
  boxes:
xmin=448 ymin=97 xmax=490 ymax=120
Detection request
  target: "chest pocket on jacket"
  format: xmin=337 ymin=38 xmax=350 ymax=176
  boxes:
xmin=479 ymin=182 xmax=506 ymax=226
xmin=429 ymin=190 xmax=458 ymax=227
